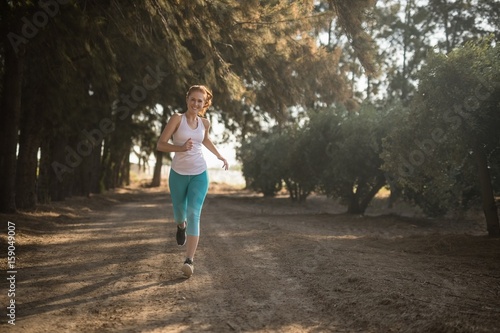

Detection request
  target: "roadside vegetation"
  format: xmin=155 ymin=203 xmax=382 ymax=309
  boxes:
xmin=1 ymin=1 xmax=499 ymax=235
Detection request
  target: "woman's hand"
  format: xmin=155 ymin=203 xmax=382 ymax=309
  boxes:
xmin=183 ymin=138 xmax=193 ymax=151
xmin=218 ymin=156 xmax=229 ymax=170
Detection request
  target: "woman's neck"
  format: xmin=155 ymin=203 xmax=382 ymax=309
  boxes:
xmin=184 ymin=110 xmax=198 ymax=121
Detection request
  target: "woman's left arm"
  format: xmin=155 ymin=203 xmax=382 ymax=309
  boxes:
xmin=202 ymin=118 xmax=229 ymax=170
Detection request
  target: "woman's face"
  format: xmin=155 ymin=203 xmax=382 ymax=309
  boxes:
xmin=187 ymin=90 xmax=206 ymax=113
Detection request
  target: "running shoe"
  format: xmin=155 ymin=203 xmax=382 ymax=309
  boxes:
xmin=176 ymin=224 xmax=186 ymax=246
xmin=182 ymin=258 xmax=194 ymax=277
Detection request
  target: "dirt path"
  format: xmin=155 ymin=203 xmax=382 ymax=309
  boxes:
xmin=1 ymin=185 xmax=500 ymax=332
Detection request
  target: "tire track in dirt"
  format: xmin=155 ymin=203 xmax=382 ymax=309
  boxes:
xmin=191 ymin=197 xmax=342 ymax=332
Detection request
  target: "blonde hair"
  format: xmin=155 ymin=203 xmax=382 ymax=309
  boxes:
xmin=186 ymin=85 xmax=213 ymax=117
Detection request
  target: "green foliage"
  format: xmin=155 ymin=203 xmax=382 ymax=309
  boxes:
xmin=293 ymin=107 xmax=345 ymax=197
xmin=310 ymin=105 xmax=388 ymax=214
xmin=2 ymin=0 xmax=379 ymax=208
xmin=358 ymin=0 xmax=500 ymax=104
xmin=237 ymin=131 xmax=285 ymax=197
xmin=381 ymin=36 xmax=500 ymax=217
xmin=238 ymin=104 xmax=389 ymax=213
xmin=284 ymin=126 xmax=317 ymax=202
xmin=4 ymin=0 xmax=497 ymax=222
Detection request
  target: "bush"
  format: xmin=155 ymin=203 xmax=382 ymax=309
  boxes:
xmin=237 ymin=131 xmax=285 ymax=197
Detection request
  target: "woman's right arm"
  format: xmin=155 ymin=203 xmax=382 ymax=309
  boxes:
xmin=156 ymin=114 xmax=192 ymax=153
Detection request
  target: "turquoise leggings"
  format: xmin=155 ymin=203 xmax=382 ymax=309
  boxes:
xmin=168 ymin=169 xmax=209 ymax=237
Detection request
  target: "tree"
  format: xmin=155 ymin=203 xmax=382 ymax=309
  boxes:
xmin=247 ymin=104 xmax=390 ymax=213
xmin=1 ymin=0 xmax=379 ymax=212
xmin=283 ymin=126 xmax=316 ymax=202
xmin=238 ymin=132 xmax=284 ymax=197
xmin=346 ymin=0 xmax=500 ymax=106
xmin=381 ymin=37 xmax=500 ymax=236
xmin=304 ymin=105 xmax=387 ymax=214
xmin=0 ymin=1 xmax=28 ymax=212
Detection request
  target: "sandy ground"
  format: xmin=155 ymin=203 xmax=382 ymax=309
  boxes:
xmin=1 ymin=183 xmax=499 ymax=333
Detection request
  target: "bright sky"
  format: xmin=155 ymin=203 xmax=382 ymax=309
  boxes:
xmin=203 ymin=113 xmax=239 ymax=168
xmin=203 ymin=143 xmax=238 ymax=169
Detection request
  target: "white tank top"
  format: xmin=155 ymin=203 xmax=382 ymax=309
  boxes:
xmin=171 ymin=114 xmax=207 ymax=175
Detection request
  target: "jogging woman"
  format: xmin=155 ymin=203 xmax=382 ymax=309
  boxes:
xmin=156 ymin=85 xmax=228 ymax=278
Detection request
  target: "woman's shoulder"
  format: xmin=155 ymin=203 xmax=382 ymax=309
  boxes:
xmin=168 ymin=112 xmax=183 ymax=123
xmin=200 ymin=117 xmax=210 ymax=129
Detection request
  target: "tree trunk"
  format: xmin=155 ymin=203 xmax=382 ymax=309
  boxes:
xmin=358 ymin=175 xmax=386 ymax=214
xmin=388 ymin=185 xmax=400 ymax=209
xmin=15 ymin=87 xmax=45 ymax=209
xmin=101 ymin=138 xmax=112 ymax=190
xmin=49 ymin=136 xmax=70 ymax=201
xmin=37 ymin=137 xmax=52 ymax=204
xmin=90 ymin=143 xmax=102 ymax=194
xmin=285 ymin=180 xmax=296 ymax=201
xmin=73 ymin=158 xmax=91 ymax=197
xmin=150 ymin=151 xmax=163 ymax=187
xmin=298 ymin=186 xmax=310 ymax=203
xmin=474 ymin=144 xmax=500 ymax=237
xmin=108 ymin=144 xmax=129 ymax=189
xmin=0 ymin=37 xmax=24 ymax=212
xmin=121 ymin=155 xmax=130 ymax=186
xmin=15 ymin=129 xmax=42 ymax=210
xmin=347 ymin=181 xmax=362 ymax=214
xmin=347 ymin=175 xmax=386 ymax=215
xmin=347 ymin=194 xmax=361 ymax=214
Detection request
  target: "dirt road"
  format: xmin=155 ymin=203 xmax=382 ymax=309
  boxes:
xmin=1 ymin=185 xmax=499 ymax=332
